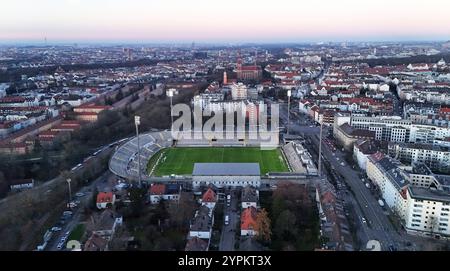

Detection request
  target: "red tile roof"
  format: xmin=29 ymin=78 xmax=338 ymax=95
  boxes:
xmin=202 ymin=188 xmax=217 ymax=203
xmin=440 ymin=107 xmax=450 ymax=114
xmin=96 ymin=192 xmax=114 ymax=204
xmin=149 ymin=184 xmax=166 ymax=195
xmin=239 ymin=65 xmax=261 ymax=71
xmin=240 ymin=207 xmax=258 ymax=231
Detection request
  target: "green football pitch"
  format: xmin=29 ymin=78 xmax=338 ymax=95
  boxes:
xmin=147 ymin=147 xmax=289 ymax=176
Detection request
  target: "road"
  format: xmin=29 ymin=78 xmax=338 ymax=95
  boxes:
xmin=309 ymin=134 xmax=402 ymax=249
xmin=46 ymin=170 xmax=113 ymax=251
xmin=280 ymin=103 xmax=422 ymax=250
xmin=219 ymin=189 xmax=239 ymax=251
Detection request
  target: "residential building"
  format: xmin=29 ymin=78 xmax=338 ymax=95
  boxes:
xmin=315 ymin=178 xmax=354 ymax=251
xmin=350 ymin=116 xmax=411 ymax=142
xmin=201 ymin=188 xmax=217 ymax=210
xmin=241 ymin=186 xmax=259 ymax=209
xmin=189 ymin=205 xmax=214 ymax=240
xmin=185 ymin=236 xmax=209 ymax=251
xmin=405 ymin=187 xmax=450 ymax=237
xmin=240 ymin=206 xmax=258 ymax=237
xmin=88 ymin=209 xmax=123 ymax=241
xmin=148 ymin=183 xmax=181 ymax=204
xmin=388 ymin=142 xmax=450 ymax=173
xmin=84 ymin=234 xmax=108 ymax=251
xmin=230 ymin=83 xmax=248 ymax=100
xmin=333 ymin=122 xmax=375 ymax=151
xmin=409 ymin=124 xmax=450 ymax=145
xmin=353 ymin=140 xmax=382 ymax=170
xmin=96 ymin=192 xmax=116 ymax=209
xmin=366 ymin=152 xmax=409 ymax=220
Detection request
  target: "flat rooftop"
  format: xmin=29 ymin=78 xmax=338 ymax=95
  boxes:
xmin=192 ymin=163 xmax=260 ymax=176
xmin=409 ymin=186 xmax=450 ymax=203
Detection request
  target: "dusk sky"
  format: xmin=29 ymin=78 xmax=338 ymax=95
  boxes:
xmin=1 ymin=0 xmax=450 ymax=43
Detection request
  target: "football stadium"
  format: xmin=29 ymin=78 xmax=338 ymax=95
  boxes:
xmin=109 ymin=130 xmax=289 ymax=181
xmin=148 ymin=147 xmax=288 ymax=176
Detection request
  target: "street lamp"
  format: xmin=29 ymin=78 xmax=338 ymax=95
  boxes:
xmin=166 ymin=88 xmax=177 ymax=130
xmin=135 ymin=115 xmax=142 ymax=188
xmin=66 ymin=178 xmax=72 ymax=203
xmin=287 ymin=90 xmax=291 ymax=135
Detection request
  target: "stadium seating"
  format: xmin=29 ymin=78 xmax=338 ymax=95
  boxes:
xmin=109 ymin=130 xmax=173 ymax=180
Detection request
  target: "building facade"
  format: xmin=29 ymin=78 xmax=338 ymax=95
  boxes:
xmin=388 ymin=142 xmax=450 ymax=173
xmin=192 ymin=163 xmax=261 ymax=189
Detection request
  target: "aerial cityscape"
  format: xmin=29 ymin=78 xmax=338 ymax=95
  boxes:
xmin=1 ymin=0 xmax=450 ymax=254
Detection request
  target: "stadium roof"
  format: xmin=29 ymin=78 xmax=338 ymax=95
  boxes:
xmin=192 ymin=163 xmax=260 ymax=176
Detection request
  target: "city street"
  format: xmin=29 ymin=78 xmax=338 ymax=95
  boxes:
xmin=280 ymin=104 xmax=423 ymax=250
xmin=219 ymin=190 xmax=239 ymax=251
xmin=46 ymin=170 xmax=113 ymax=251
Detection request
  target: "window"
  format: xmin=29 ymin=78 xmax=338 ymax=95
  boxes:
xmin=442 ymin=208 xmax=450 ymax=212
xmin=439 ymin=223 xmax=448 ymax=227
xmin=439 ymin=227 xmax=446 ymax=231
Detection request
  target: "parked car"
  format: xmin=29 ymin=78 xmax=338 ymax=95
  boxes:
xmin=63 ymin=211 xmax=73 ymax=216
xmin=57 ymin=243 xmax=64 ymax=250
xmin=51 ymin=227 xmax=62 ymax=232
xmin=67 ymin=202 xmax=77 ymax=208
xmin=388 ymin=244 xmax=397 ymax=251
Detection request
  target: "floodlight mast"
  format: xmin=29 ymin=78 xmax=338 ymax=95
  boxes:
xmin=135 ymin=115 xmax=142 ymax=188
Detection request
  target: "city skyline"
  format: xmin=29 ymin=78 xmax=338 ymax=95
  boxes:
xmin=1 ymin=0 xmax=450 ymax=43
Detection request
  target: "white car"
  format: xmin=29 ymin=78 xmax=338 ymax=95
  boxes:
xmin=361 ymin=217 xmax=367 ymax=224
xmin=75 ymin=192 xmax=85 ymax=197
xmin=63 ymin=211 xmax=73 ymax=216
xmin=52 ymin=227 xmax=62 ymax=232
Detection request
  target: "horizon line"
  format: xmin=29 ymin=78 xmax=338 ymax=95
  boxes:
xmin=0 ymin=39 xmax=449 ymax=47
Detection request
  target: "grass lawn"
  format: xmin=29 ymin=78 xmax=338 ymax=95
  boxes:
xmin=148 ymin=147 xmax=288 ymax=176
xmin=68 ymin=224 xmax=85 ymax=241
